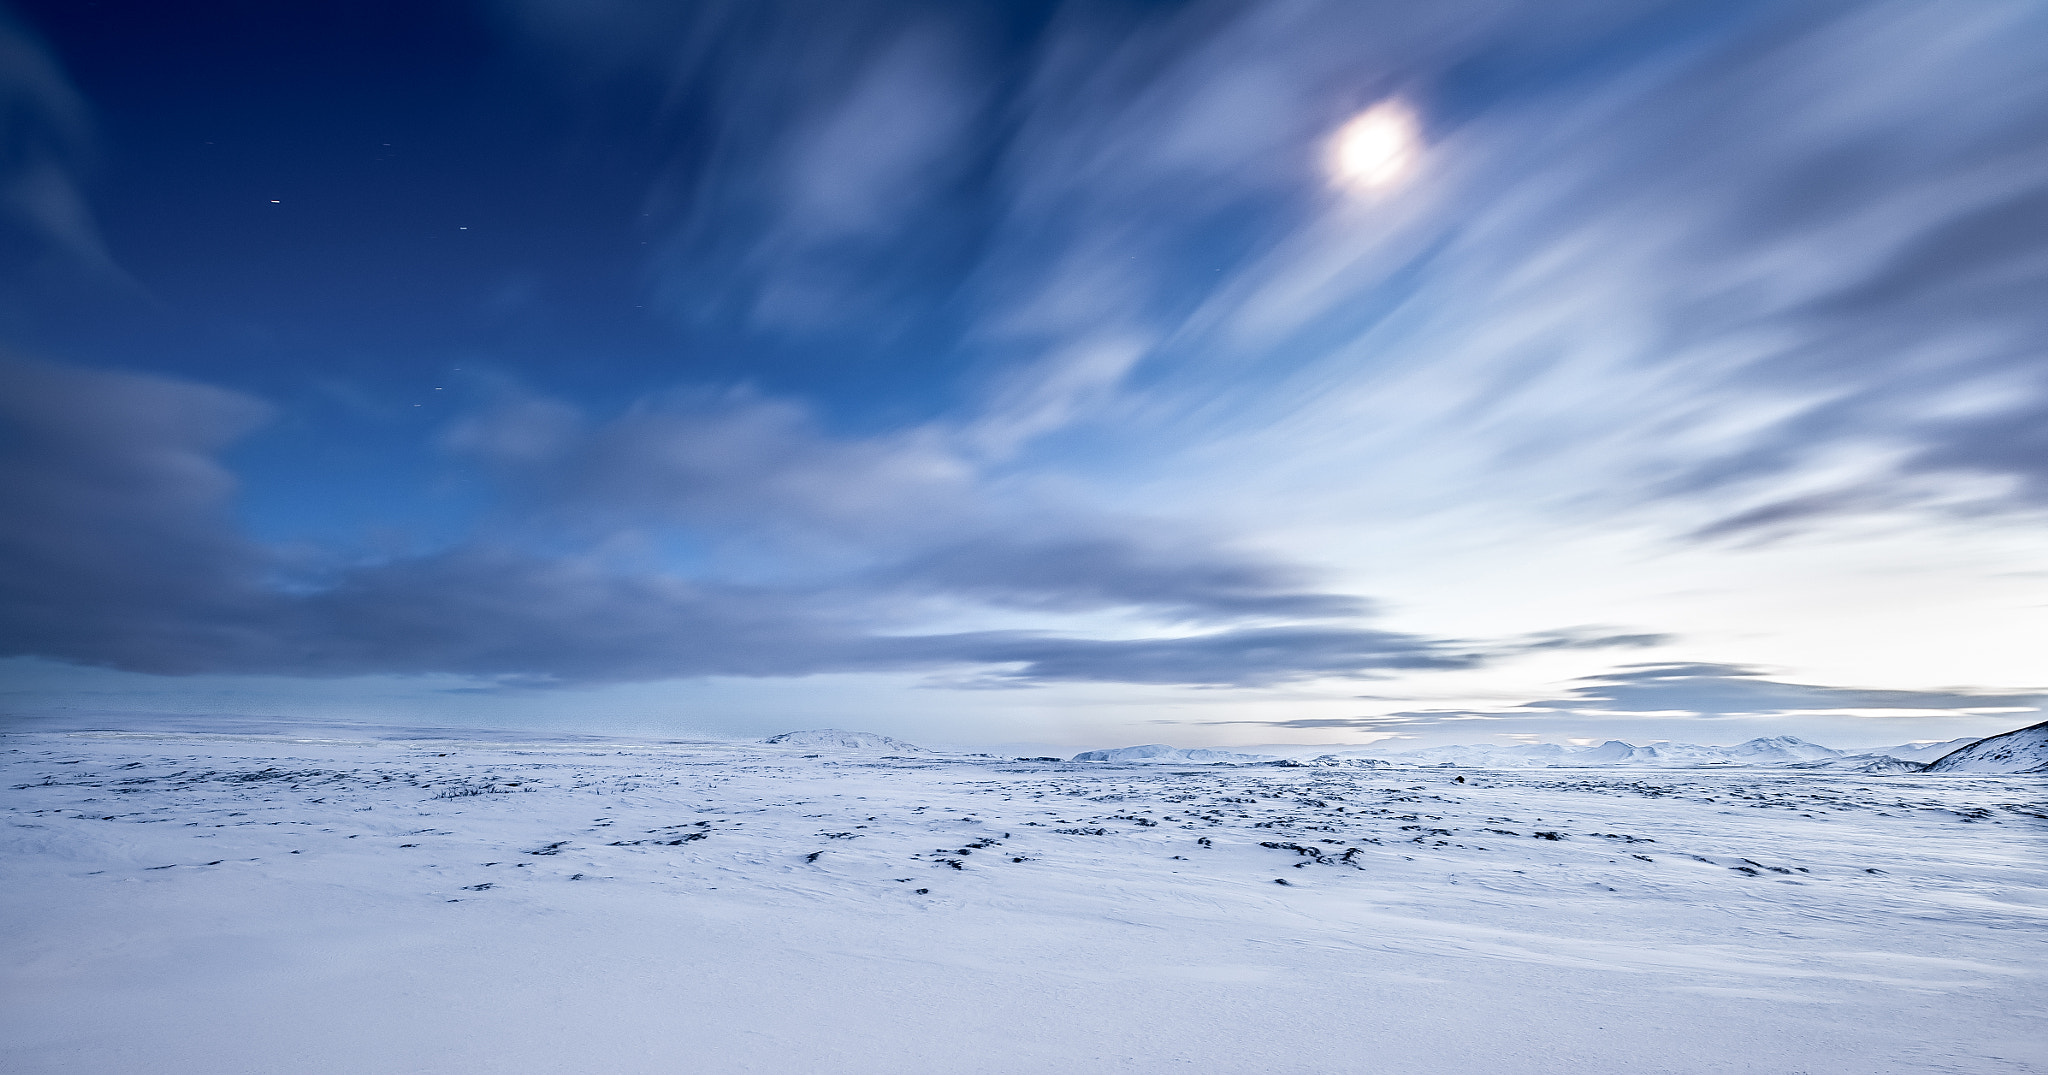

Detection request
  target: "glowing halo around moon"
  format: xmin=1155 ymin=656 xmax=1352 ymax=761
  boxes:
xmin=1330 ymin=100 xmax=1422 ymax=191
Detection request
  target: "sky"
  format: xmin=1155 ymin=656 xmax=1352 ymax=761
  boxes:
xmin=1 ymin=0 xmax=2044 ymax=752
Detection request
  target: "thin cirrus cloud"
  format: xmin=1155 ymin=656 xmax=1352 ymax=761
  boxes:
xmin=1167 ymin=0 xmax=2048 ymax=542
xmin=512 ymin=0 xmax=2048 ymax=541
xmin=0 ymin=10 xmax=122 ymax=287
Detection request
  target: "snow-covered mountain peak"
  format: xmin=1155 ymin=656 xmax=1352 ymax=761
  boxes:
xmin=1726 ymin=736 xmax=1842 ymax=762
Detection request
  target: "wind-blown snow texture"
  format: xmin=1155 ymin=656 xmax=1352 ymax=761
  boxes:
xmin=3 ymin=728 xmax=2043 ymax=1074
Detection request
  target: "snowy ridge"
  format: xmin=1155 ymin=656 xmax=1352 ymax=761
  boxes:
xmin=762 ymin=729 xmax=924 ymax=752
xmin=1924 ymin=719 xmax=2048 ymax=774
xmin=1787 ymin=754 xmax=1933 ymax=775
xmin=1878 ymin=737 xmax=1983 ymax=763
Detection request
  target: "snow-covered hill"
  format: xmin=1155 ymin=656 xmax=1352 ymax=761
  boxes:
xmin=1788 ymin=754 xmax=1931 ymax=774
xmin=763 ymin=729 xmax=924 ymax=752
xmin=1288 ymin=754 xmax=1391 ymax=769
xmin=1723 ymin=735 xmax=1844 ymax=763
xmin=1924 ymin=719 xmax=2048 ymax=774
xmin=1873 ymin=737 xmax=1983 ymax=763
xmin=1070 ymin=743 xmax=1274 ymax=764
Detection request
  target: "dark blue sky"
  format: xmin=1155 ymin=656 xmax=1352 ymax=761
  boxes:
xmin=2 ymin=1 xmax=2043 ymax=747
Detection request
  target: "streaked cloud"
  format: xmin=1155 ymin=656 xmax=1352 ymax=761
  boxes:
xmin=1522 ymin=663 xmax=2046 ymax=717
xmin=2 ymin=2 xmax=2043 ymax=742
xmin=0 ymin=10 xmax=121 ymax=284
xmin=1187 ymin=663 xmax=2043 ymax=734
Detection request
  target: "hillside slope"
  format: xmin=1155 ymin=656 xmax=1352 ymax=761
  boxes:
xmin=1925 ymin=720 xmax=2048 ymax=774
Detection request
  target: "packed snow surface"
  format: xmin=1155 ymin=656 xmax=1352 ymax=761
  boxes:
xmin=4 ymin=727 xmax=2044 ymax=1074
xmin=1926 ymin=720 xmax=2048 ymax=774
xmin=761 ymin=729 xmax=924 ymax=752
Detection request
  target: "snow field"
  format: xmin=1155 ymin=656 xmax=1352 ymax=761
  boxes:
xmin=3 ymin=731 xmax=2044 ymax=1074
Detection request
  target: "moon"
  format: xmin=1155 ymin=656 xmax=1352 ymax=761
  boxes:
xmin=1330 ymin=101 xmax=1421 ymax=191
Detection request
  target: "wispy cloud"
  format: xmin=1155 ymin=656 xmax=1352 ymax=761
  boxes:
xmin=0 ymin=11 xmax=122 ymax=283
xmin=1176 ymin=1 xmax=2048 ymax=540
xmin=513 ymin=0 xmax=2048 ymax=537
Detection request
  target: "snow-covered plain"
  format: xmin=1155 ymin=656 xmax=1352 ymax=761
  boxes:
xmin=4 ymin=727 xmax=2044 ymax=1074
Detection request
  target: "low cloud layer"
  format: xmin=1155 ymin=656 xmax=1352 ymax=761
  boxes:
xmin=1193 ymin=663 xmax=2043 ymax=734
xmin=1520 ymin=663 xmax=2045 ymax=717
xmin=0 ymin=356 xmax=1529 ymax=687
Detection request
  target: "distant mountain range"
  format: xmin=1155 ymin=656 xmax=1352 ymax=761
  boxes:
xmin=1065 ymin=721 xmax=2048 ymax=772
xmin=1340 ymin=734 xmax=1960 ymax=771
xmin=776 ymin=722 xmax=2048 ymax=772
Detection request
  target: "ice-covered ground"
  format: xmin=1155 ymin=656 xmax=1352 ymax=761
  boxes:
xmin=4 ymin=728 xmax=2044 ymax=1074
